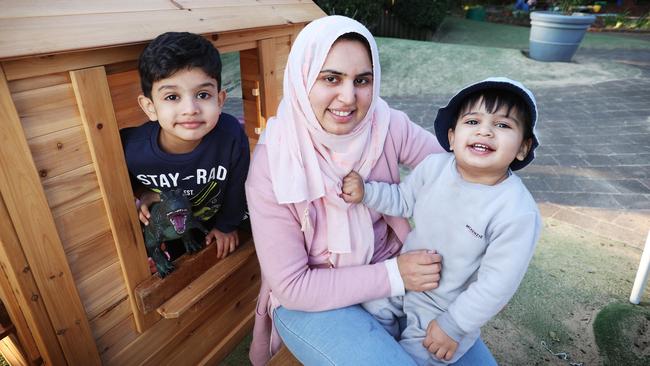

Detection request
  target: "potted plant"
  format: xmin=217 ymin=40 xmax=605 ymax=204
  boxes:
xmin=528 ymin=0 xmax=596 ymax=62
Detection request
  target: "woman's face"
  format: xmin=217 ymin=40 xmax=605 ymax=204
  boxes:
xmin=308 ymin=39 xmax=373 ymax=135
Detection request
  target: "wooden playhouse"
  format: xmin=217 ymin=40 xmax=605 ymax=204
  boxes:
xmin=0 ymin=1 xmax=324 ymax=364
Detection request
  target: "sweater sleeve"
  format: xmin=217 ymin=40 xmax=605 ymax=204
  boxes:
xmin=213 ymin=128 xmax=251 ymax=233
xmin=246 ymin=145 xmax=393 ymax=311
xmin=436 ymin=211 xmax=542 ymax=341
xmin=363 ymin=156 xmax=432 ymax=218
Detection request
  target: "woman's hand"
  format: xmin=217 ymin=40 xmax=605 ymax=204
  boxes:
xmin=396 ymin=249 xmax=442 ymax=291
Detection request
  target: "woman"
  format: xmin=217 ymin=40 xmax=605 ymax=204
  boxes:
xmin=246 ymin=16 xmax=493 ymax=365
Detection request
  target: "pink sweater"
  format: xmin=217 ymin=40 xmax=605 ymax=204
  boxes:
xmin=246 ymin=109 xmax=443 ymax=365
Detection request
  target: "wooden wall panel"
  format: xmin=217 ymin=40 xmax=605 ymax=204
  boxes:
xmin=199 ymin=312 xmax=255 ymax=365
xmin=12 ymin=83 xmax=81 ymax=139
xmin=0 ymin=65 xmax=101 ymax=365
xmin=96 ymin=315 xmax=139 ymax=362
xmin=42 ymin=164 xmax=102 ymax=217
xmin=107 ymin=69 xmax=147 ymax=130
xmin=257 ymin=34 xmax=291 ymax=124
xmin=88 ymin=294 xmax=131 ymax=341
xmin=66 ymin=231 xmax=117 ymax=283
xmin=1 ymin=45 xmax=145 ymax=81
xmin=156 ymin=284 xmax=258 ymax=365
xmin=70 ymin=67 xmax=158 ymax=332
xmin=53 ymin=199 xmax=111 ymax=251
xmin=8 ymin=73 xmax=70 ymax=94
xmin=257 ymin=38 xmax=279 ymax=124
xmin=0 ymin=194 xmax=58 ymax=364
xmin=273 ymin=35 xmax=291 ymax=106
xmin=102 ymin=255 xmax=260 ymax=365
xmin=28 ymin=125 xmax=93 ymax=181
xmin=77 ymin=261 xmax=127 ymax=320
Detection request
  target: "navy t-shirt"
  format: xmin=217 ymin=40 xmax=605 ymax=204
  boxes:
xmin=120 ymin=113 xmax=249 ymax=233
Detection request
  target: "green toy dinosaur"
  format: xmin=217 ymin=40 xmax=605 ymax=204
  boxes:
xmin=144 ymin=189 xmax=208 ymax=277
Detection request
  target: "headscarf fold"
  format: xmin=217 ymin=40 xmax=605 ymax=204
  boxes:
xmin=262 ymin=16 xmax=391 ymax=266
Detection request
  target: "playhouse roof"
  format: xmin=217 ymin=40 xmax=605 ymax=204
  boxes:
xmin=0 ymin=0 xmax=325 ymax=60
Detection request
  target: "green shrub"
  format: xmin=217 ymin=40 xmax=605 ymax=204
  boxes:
xmin=314 ymin=0 xmax=384 ymax=30
xmin=391 ymin=0 xmax=451 ymax=30
xmin=593 ymin=302 xmax=650 ymax=366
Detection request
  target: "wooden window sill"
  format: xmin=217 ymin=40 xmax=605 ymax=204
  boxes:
xmin=134 ymin=230 xmax=254 ymax=319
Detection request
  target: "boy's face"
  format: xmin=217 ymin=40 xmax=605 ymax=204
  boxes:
xmin=138 ymin=68 xmax=226 ymax=154
xmin=448 ymin=99 xmax=532 ymax=185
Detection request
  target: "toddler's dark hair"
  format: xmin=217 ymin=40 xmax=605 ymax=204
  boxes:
xmin=138 ymin=32 xmax=222 ymax=98
xmin=454 ymin=89 xmax=533 ymax=140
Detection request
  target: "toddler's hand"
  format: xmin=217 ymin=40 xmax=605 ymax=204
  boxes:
xmin=137 ymin=191 xmax=160 ymax=226
xmin=342 ymin=170 xmax=364 ymax=204
xmin=205 ymin=229 xmax=239 ymax=259
xmin=423 ymin=319 xmax=458 ymax=361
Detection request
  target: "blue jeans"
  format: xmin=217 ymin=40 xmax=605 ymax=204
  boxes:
xmin=274 ymin=305 xmax=497 ymax=366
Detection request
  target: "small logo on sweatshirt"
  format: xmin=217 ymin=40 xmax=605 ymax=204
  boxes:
xmin=465 ymin=224 xmax=484 ymax=239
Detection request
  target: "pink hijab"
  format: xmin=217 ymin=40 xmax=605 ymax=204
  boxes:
xmin=261 ymin=15 xmax=391 ymax=266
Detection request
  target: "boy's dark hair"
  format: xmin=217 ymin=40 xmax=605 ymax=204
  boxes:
xmin=453 ymin=89 xmax=533 ymax=140
xmin=138 ymin=32 xmax=222 ymax=98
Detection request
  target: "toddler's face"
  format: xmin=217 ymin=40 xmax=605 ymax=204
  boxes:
xmin=138 ymin=68 xmax=225 ymax=154
xmin=448 ymin=100 xmax=531 ymax=185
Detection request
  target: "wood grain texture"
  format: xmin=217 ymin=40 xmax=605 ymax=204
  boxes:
xmin=0 ymin=334 xmax=28 ymax=366
xmin=0 ymin=3 xmax=324 ymax=59
xmin=0 ymin=197 xmax=45 ymax=364
xmin=7 ymin=73 xmax=70 ymax=94
xmin=106 ymin=69 xmax=147 ymax=130
xmin=76 ymin=261 xmax=127 ymax=320
xmin=157 ymin=239 xmax=256 ymax=318
xmin=53 ymin=199 xmax=111 ymax=251
xmin=104 ymin=254 xmax=259 ymax=365
xmin=0 ymin=65 xmax=100 ymax=365
xmin=70 ymin=66 xmax=158 ymax=332
xmin=66 ymin=231 xmax=117 ymax=284
xmin=161 ymin=283 xmax=258 ymax=365
xmin=28 ymin=125 xmax=93 ymax=180
xmin=88 ymin=294 xmax=131 ymax=341
xmin=12 ymin=83 xmax=81 ymax=139
xmin=198 ymin=311 xmax=255 ymax=365
xmin=42 ymin=164 xmax=102 ymax=217
xmin=135 ymin=231 xmax=252 ymax=314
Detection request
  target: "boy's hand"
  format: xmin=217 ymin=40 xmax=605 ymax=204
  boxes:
xmin=341 ymin=170 xmax=364 ymax=204
xmin=137 ymin=191 xmax=160 ymax=226
xmin=423 ymin=319 xmax=458 ymax=361
xmin=205 ymin=229 xmax=239 ymax=259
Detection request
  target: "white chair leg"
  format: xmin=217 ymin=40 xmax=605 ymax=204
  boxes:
xmin=630 ymin=230 xmax=650 ymax=305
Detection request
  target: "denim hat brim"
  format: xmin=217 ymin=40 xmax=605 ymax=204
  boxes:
xmin=433 ymin=77 xmax=539 ymax=171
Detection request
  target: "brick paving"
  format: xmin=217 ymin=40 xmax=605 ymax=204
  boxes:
xmin=224 ymin=42 xmax=650 ymax=250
